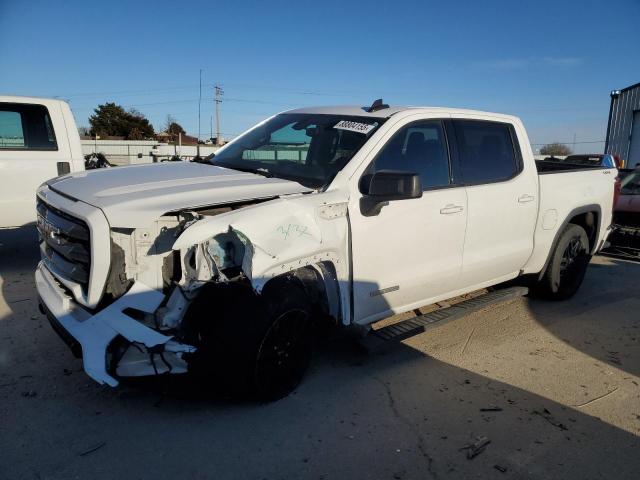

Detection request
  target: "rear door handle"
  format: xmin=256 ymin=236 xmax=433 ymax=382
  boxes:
xmin=518 ymin=194 xmax=535 ymax=204
xmin=440 ymin=204 xmax=464 ymax=215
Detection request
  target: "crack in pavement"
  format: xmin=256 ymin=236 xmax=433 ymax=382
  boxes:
xmin=373 ymin=376 xmax=439 ymax=479
xmin=460 ymin=327 xmax=476 ymax=356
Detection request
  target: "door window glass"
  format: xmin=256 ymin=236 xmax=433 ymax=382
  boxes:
xmin=453 ymin=120 xmax=519 ymax=184
xmin=363 ymin=120 xmax=450 ymax=191
xmin=0 ymin=111 xmax=25 ymax=148
xmin=0 ymin=103 xmax=58 ymax=150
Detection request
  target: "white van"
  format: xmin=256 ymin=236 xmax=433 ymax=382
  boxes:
xmin=0 ymin=96 xmax=85 ymax=227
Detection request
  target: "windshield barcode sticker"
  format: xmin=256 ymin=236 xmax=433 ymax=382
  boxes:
xmin=334 ymin=120 xmax=376 ymax=135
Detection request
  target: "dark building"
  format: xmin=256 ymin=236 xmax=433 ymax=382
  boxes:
xmin=605 ymin=82 xmax=640 ymax=168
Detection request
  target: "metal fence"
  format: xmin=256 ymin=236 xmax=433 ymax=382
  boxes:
xmin=81 ymin=140 xmax=220 ymax=165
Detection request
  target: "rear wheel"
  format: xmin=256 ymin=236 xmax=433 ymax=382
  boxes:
xmin=536 ymin=223 xmax=591 ymax=300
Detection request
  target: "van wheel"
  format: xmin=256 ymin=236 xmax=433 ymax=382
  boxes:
xmin=186 ymin=278 xmax=314 ymax=401
xmin=537 ymin=224 xmax=590 ymax=300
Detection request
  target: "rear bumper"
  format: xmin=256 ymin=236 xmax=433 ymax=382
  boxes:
xmin=35 ymin=262 xmax=195 ymax=386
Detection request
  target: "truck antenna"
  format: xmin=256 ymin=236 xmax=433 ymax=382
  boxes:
xmin=366 ymin=98 xmax=389 ymax=112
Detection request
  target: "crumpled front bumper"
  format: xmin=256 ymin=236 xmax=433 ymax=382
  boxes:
xmin=35 ymin=262 xmax=195 ymax=386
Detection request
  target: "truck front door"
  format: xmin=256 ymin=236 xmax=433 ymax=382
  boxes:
xmin=349 ymin=118 xmax=468 ymax=325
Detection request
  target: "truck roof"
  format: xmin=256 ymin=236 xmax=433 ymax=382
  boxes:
xmin=0 ymin=94 xmax=69 ymax=105
xmin=285 ymin=104 xmax=519 ymax=122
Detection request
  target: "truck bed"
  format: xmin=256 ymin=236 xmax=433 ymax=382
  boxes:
xmin=522 ymin=164 xmax=616 ymax=276
xmin=535 ymin=159 xmax=609 ymax=174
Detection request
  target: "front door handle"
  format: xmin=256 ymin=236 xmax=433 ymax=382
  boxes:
xmin=440 ymin=204 xmax=464 ymax=215
xmin=518 ymin=194 xmax=535 ymax=204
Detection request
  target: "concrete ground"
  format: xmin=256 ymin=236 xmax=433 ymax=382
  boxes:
xmin=1 ymin=226 xmax=639 ymax=480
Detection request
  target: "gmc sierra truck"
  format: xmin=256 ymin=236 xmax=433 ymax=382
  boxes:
xmin=35 ymin=100 xmax=616 ymax=400
xmin=0 ymin=96 xmax=85 ymax=227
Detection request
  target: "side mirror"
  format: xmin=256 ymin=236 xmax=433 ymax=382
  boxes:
xmin=360 ymin=171 xmax=422 ymax=216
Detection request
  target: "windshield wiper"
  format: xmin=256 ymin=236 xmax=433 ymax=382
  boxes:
xmin=224 ymin=165 xmax=274 ymax=178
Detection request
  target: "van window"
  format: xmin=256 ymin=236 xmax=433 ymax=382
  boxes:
xmin=0 ymin=103 xmax=58 ymax=150
xmin=363 ymin=120 xmax=450 ymax=191
xmin=452 ymin=120 xmax=519 ymax=184
xmin=0 ymin=111 xmax=25 ymax=148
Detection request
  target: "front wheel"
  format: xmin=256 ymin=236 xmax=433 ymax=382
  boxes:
xmin=536 ymin=223 xmax=591 ymax=300
xmin=186 ymin=278 xmax=314 ymax=401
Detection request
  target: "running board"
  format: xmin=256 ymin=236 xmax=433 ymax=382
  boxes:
xmin=359 ymin=286 xmax=528 ymax=353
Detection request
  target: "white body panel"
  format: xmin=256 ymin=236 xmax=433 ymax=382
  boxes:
xmin=0 ymin=96 xmax=85 ymax=227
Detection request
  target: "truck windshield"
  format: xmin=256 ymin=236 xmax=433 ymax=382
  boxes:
xmin=209 ymin=113 xmax=384 ymax=188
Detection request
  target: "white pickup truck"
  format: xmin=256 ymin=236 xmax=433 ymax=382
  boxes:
xmin=35 ymin=101 xmax=616 ymax=400
xmin=0 ymin=96 xmax=86 ymax=227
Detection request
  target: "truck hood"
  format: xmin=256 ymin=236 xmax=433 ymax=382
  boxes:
xmin=47 ymin=162 xmax=312 ymax=227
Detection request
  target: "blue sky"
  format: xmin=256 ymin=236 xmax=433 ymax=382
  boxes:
xmin=1 ymin=0 xmax=639 ymax=153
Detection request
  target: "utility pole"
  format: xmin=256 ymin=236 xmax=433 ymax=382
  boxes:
xmin=214 ymin=84 xmax=223 ymax=146
xmin=198 ymin=69 xmax=202 ymax=143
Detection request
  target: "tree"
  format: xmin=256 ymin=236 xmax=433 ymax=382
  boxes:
xmin=77 ymin=126 xmax=90 ymax=137
xmin=89 ymin=102 xmax=155 ymax=139
xmin=540 ymin=142 xmax=572 ymax=156
xmin=163 ymin=114 xmax=186 ymax=135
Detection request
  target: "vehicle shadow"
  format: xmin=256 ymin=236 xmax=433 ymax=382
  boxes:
xmin=0 ymin=224 xmax=40 ymax=273
xmin=524 ymin=256 xmax=640 ymax=378
xmin=0 ymin=224 xmax=40 ymax=318
xmin=8 ymin=328 xmax=638 ymax=480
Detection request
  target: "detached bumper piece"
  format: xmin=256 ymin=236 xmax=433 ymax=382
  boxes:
xmin=35 ymin=263 xmax=195 ymax=386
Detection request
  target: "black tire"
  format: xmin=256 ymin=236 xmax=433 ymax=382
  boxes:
xmin=536 ymin=223 xmax=591 ymax=300
xmin=185 ymin=278 xmax=314 ymax=401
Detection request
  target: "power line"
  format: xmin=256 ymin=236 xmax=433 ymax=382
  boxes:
xmin=52 ymin=85 xmax=199 ymax=99
xmin=530 ymin=140 xmax=605 ymax=145
xmin=71 ymin=96 xmax=296 ymax=110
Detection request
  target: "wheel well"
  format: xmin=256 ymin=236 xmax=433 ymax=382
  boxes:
xmin=568 ymin=211 xmax=598 ymax=251
xmin=262 ymin=262 xmax=341 ymax=325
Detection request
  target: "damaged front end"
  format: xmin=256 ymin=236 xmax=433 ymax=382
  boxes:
xmin=36 ymin=266 xmax=195 ymax=386
xmin=35 ymin=198 xmax=266 ymax=386
xmin=38 ymin=192 xmax=350 ymax=387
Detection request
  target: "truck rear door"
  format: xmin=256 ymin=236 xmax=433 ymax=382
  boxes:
xmin=449 ymin=117 xmax=538 ymax=287
xmin=0 ymin=101 xmax=68 ymax=227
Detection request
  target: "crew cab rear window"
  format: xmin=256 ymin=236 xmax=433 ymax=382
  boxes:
xmin=363 ymin=120 xmax=450 ymax=190
xmin=0 ymin=103 xmax=58 ymax=150
xmin=452 ymin=120 xmax=520 ymax=184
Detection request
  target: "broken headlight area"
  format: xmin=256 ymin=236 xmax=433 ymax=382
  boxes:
xmin=180 ymin=227 xmax=252 ymax=286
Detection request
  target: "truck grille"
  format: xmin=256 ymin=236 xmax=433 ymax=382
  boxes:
xmin=37 ymin=198 xmax=91 ymax=292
